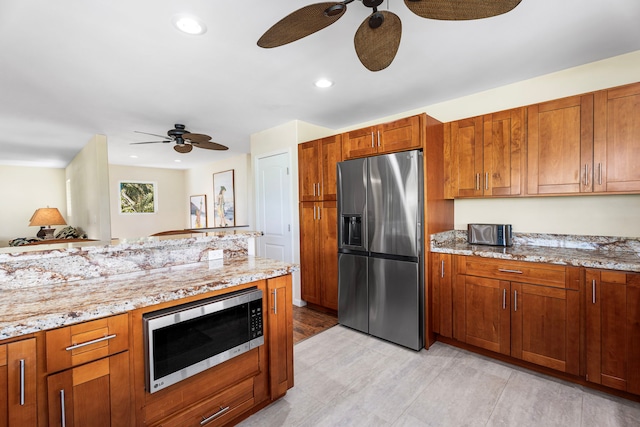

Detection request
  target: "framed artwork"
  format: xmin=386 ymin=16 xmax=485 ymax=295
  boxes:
xmin=119 ymin=181 xmax=157 ymax=214
xmin=189 ymin=195 xmax=207 ymax=228
xmin=213 ymin=169 xmax=235 ymax=227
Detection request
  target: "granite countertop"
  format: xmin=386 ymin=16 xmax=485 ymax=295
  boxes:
xmin=0 ymin=255 xmax=297 ymax=340
xmin=431 ymin=230 xmax=640 ymax=272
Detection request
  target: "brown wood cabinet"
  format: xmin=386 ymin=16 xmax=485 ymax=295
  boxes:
xmin=47 ymin=351 xmax=130 ymax=427
xmin=445 ymin=108 xmax=524 ymax=198
xmin=341 ymin=115 xmax=422 ymax=160
xmin=452 ymin=256 xmax=580 ymax=375
xmin=585 ymin=269 xmax=640 ymax=394
xmin=267 ymin=275 xmax=294 ymax=399
xmin=298 ymin=135 xmax=342 ymax=201
xmin=0 ymin=338 xmax=37 ymax=427
xmin=593 ymin=82 xmax=640 ymax=193
xmin=430 ymin=253 xmax=453 ymax=338
xmin=527 ymin=94 xmax=595 ymax=195
xmin=299 ymin=201 xmax=338 ymax=310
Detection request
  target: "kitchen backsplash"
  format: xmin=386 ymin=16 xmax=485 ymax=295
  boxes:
xmin=0 ymin=231 xmax=261 ymax=289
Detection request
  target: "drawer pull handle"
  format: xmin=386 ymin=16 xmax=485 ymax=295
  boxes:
xmin=20 ymin=359 xmax=25 ymax=405
xmin=65 ymin=334 xmax=116 ymax=351
xmin=498 ymin=269 xmax=523 ymax=274
xmin=201 ymin=406 xmax=230 ymax=425
xmin=60 ymin=389 xmax=67 ymax=427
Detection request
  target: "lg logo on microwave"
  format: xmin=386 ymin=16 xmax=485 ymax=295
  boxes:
xmin=153 ymin=381 xmax=164 ymax=389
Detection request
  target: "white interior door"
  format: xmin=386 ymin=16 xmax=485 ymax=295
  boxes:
xmin=255 ymin=152 xmax=292 ymax=262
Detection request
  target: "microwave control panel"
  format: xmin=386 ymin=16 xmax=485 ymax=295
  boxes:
xmin=249 ymin=299 xmax=263 ymax=339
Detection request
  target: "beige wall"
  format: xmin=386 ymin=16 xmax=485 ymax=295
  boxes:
xmin=65 ymin=134 xmax=111 ymax=241
xmin=108 ymin=165 xmax=186 ymax=239
xmin=0 ymin=165 xmax=66 ymax=246
xmin=185 ymin=154 xmax=252 ymax=229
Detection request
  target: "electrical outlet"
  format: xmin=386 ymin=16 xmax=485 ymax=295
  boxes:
xmin=208 ymin=249 xmax=223 ymax=260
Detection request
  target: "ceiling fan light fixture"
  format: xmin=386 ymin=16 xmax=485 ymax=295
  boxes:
xmin=314 ymin=78 xmax=334 ymax=88
xmin=172 ymin=15 xmax=207 ymax=35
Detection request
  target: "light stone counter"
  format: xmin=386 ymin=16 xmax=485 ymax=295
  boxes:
xmin=0 ymin=231 xmax=298 ymax=340
xmin=431 ymin=230 xmax=640 ymax=272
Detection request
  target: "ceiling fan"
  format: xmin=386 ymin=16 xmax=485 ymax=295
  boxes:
xmin=131 ymin=124 xmax=229 ymax=154
xmin=257 ymin=0 xmax=522 ymax=71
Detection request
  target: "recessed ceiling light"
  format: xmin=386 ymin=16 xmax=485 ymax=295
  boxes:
xmin=172 ymin=15 xmax=207 ymax=35
xmin=315 ymin=78 xmax=334 ymax=88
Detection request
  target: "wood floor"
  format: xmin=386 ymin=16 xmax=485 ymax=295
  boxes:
xmin=293 ymin=305 xmax=338 ymax=344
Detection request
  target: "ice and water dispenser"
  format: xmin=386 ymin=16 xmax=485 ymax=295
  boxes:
xmin=342 ymin=215 xmax=362 ymax=247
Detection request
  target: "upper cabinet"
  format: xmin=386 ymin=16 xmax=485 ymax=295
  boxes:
xmin=527 ymin=94 xmax=594 ymax=195
xmin=298 ymin=134 xmax=342 ymax=201
xmin=342 ymin=115 xmax=422 ymax=160
xmin=445 ymin=108 xmax=525 ymax=198
xmin=593 ymin=82 xmax=640 ymax=193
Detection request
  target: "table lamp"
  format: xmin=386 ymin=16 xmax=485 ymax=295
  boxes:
xmin=29 ymin=207 xmax=67 ymax=239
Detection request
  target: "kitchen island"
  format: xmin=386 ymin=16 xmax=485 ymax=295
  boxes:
xmin=430 ymin=230 xmax=640 ymax=401
xmin=0 ymin=231 xmax=297 ymax=426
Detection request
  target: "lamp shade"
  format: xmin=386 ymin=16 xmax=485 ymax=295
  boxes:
xmin=29 ymin=208 xmax=67 ymax=227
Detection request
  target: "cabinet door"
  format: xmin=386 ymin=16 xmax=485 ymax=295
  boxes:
xmin=527 ymin=94 xmax=594 ymax=194
xmin=319 ymin=201 xmax=338 ymax=310
xmin=298 ymin=141 xmax=320 ymax=201
xmin=431 ymin=253 xmax=453 ymax=338
xmin=586 ymin=270 xmax=640 ymax=394
xmin=47 ymin=351 xmax=130 ymax=427
xmin=483 ymin=108 xmax=525 ymax=196
xmin=453 ymin=275 xmax=510 ymax=355
xmin=377 ymin=115 xmax=422 ymax=154
xmin=342 ymin=126 xmax=377 ymax=160
xmin=0 ymin=338 xmax=37 ymax=427
xmin=299 ymin=202 xmax=320 ymax=305
xmin=267 ymin=275 xmax=294 ymax=399
xmin=594 ymin=82 xmax=640 ymax=192
xmin=511 ymin=283 xmax=580 ymax=375
xmin=319 ymin=135 xmax=342 ymax=200
xmin=447 ymin=116 xmax=483 ymax=197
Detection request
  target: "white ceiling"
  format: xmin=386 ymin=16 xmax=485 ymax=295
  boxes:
xmin=1 ymin=0 xmax=639 ymax=169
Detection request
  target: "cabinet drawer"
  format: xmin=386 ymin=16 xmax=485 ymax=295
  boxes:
xmin=46 ymin=314 xmax=129 ymax=373
xmin=152 ymin=377 xmax=255 ymax=427
xmin=457 ymin=257 xmax=566 ymax=288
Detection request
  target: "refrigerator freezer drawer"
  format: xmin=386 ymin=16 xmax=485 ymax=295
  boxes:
xmin=369 ymin=257 xmax=423 ymax=350
xmin=338 ymin=253 xmax=368 ymax=334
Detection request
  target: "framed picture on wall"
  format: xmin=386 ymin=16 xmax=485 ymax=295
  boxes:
xmin=213 ymin=170 xmax=235 ymax=227
xmin=189 ymin=195 xmax=207 ymax=228
xmin=119 ymin=181 xmax=157 ymax=214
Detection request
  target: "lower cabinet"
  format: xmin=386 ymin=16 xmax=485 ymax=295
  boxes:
xmin=299 ymin=201 xmax=338 ymax=310
xmin=430 ymin=253 xmax=453 ymax=338
xmin=267 ymin=275 xmax=294 ymax=399
xmin=585 ymin=269 xmax=640 ymax=394
xmin=47 ymin=351 xmax=130 ymax=427
xmin=452 ymin=256 xmax=581 ymax=375
xmin=0 ymin=337 xmax=37 ymax=427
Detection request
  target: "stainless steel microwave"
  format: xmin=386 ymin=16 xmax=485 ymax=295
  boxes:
xmin=468 ymin=223 xmax=513 ymax=247
xmin=143 ymin=287 xmax=264 ymax=393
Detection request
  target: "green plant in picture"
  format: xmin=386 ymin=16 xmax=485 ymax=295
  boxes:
xmin=120 ymin=182 xmax=156 ymax=213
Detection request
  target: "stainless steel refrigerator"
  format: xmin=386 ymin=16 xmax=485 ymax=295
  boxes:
xmin=337 ymin=149 xmax=424 ymax=350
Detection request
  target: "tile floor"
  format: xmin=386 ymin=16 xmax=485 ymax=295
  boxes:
xmin=238 ymin=325 xmax=640 ymax=427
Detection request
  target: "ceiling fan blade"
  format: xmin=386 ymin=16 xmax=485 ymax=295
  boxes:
xmin=183 ymin=132 xmax=212 ymax=143
xmin=191 ymin=141 xmax=229 ymax=151
xmin=404 ymin=0 xmax=521 ymax=20
xmin=174 ymin=144 xmax=193 ymax=153
xmin=130 ymin=140 xmax=170 ymax=144
xmin=258 ymin=2 xmax=347 ymax=48
xmin=354 ymin=11 xmax=401 ymax=72
xmin=134 ymin=130 xmax=173 ymax=139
